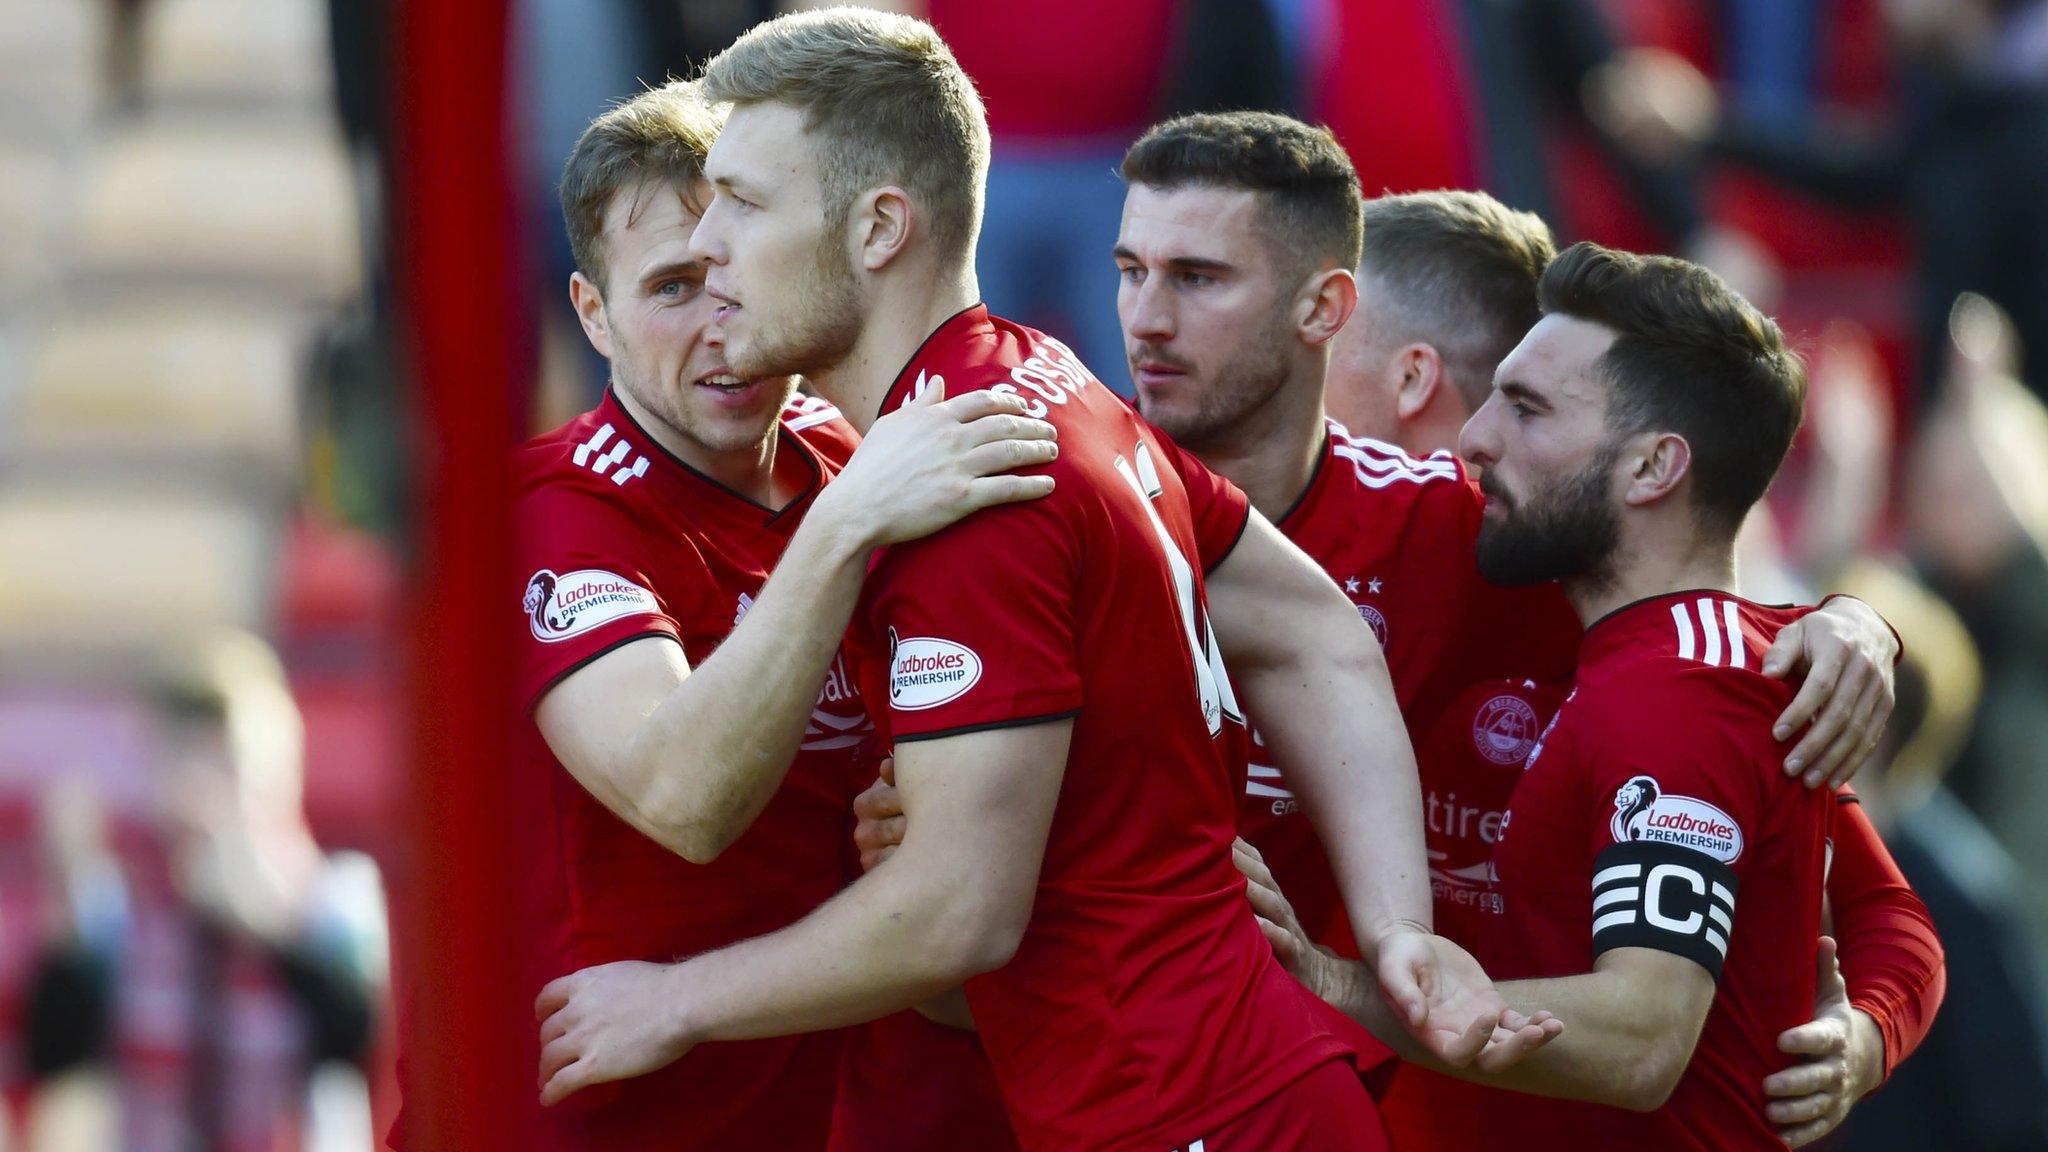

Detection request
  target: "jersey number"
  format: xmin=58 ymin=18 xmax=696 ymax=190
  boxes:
xmin=1114 ymin=443 xmax=1242 ymax=737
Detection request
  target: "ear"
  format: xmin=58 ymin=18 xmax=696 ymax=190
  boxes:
xmin=1297 ymin=267 xmax=1358 ymax=347
xmin=569 ymin=271 xmax=613 ymax=361
xmin=1391 ymin=343 xmax=1446 ymax=421
xmin=855 ymin=186 xmax=915 ymax=272
xmin=1621 ymin=431 xmax=1693 ymax=507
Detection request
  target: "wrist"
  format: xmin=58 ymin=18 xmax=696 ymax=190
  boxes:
xmin=660 ymin=961 xmax=708 ymax=1050
xmin=796 ymin=490 xmax=879 ymax=563
xmin=1847 ymin=1007 xmax=1886 ymax=1097
xmin=1361 ymin=916 xmax=1433 ymax=962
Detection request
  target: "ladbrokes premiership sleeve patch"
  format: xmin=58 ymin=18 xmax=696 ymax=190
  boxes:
xmin=524 ymin=568 xmax=661 ymax=642
xmin=1590 ymin=839 xmax=1739 ymax=980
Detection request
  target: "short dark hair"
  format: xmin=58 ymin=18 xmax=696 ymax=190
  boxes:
xmin=1359 ymin=191 xmax=1554 ymax=409
xmin=1120 ymin=111 xmax=1363 ymax=274
xmin=1540 ymin=242 xmax=1806 ymax=534
xmin=559 ymin=81 xmax=725 ymax=293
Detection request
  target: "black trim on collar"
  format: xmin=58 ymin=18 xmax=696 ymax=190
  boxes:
xmin=873 ymin=303 xmax=988 ymax=426
xmin=1274 ymin=429 xmax=1333 ymax=532
xmin=603 ymin=386 xmax=823 ymax=520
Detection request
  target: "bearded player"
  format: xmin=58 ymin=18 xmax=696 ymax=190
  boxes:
xmin=422 ymin=79 xmax=1065 ymax=1151
xmin=529 ymin=10 xmax=1561 ymax=1151
xmin=1320 ymin=188 xmax=1941 ymax=1150
xmin=852 ymin=117 xmax=1937 ymax=1149
xmin=1265 ymin=242 xmax=1931 ymax=1149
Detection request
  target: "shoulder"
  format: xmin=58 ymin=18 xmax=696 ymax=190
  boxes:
xmin=516 ymin=409 xmax=660 ymax=500
xmin=1571 ymin=650 xmax=1787 ymax=762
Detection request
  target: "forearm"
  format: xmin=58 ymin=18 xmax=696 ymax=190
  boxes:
xmin=1828 ymin=798 xmax=1946 ymax=1079
xmin=1471 ymin=974 xmax=1705 ymax=1110
xmin=660 ymin=854 xmax=995 ymax=1046
xmin=1317 ymin=951 xmax=1698 ymax=1109
xmin=1238 ymin=608 xmax=1432 ymax=948
xmin=621 ymin=510 xmax=871 ymax=858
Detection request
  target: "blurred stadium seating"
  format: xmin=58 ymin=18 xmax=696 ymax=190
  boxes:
xmin=0 ymin=0 xmax=400 ymax=1145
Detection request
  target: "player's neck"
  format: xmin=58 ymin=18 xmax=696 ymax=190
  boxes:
xmin=612 ymin=381 xmax=788 ymax=506
xmin=805 ymin=268 xmax=980 ymax=435
xmin=1563 ymin=530 xmax=1739 ymax=630
xmin=1194 ymin=370 xmax=1329 ymax=522
xmin=1393 ymin=399 xmax=1468 ymax=461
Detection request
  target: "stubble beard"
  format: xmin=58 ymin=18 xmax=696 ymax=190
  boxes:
xmin=610 ymin=318 xmax=789 ymax=456
xmin=725 ymin=226 xmax=866 ymax=384
xmin=1473 ymin=442 xmax=1624 ymax=589
xmin=1143 ymin=299 xmax=1297 ymax=453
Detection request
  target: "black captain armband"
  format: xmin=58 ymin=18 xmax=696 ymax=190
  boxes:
xmin=1590 ymin=840 xmax=1739 ymax=981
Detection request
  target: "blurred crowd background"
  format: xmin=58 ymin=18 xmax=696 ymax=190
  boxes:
xmin=0 ymin=0 xmax=2045 ymax=1148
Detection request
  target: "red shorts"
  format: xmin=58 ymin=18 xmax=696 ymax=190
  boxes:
xmin=1174 ymin=1059 xmax=1388 ymax=1152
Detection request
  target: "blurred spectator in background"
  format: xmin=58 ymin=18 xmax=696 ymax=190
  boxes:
xmin=1829 ymin=566 xmax=2048 ymax=1152
xmin=22 ymin=635 xmax=385 ymax=1152
xmin=1313 ymin=0 xmax=1745 ymax=270
xmin=1905 ymin=296 xmax=2048 ymax=941
xmin=1597 ymin=0 xmax=2048 ymax=405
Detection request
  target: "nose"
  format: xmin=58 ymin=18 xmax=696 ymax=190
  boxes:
xmin=1123 ymin=273 xmax=1175 ymax=347
xmin=1458 ymin=398 xmax=1501 ymax=470
xmin=690 ymin=196 xmax=729 ymax=266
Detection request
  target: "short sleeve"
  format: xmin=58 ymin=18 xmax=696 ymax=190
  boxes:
xmin=512 ymin=484 xmax=695 ymax=710
xmin=1152 ymin=432 xmax=1251 ymax=572
xmin=861 ymin=499 xmax=1081 ymax=742
xmin=1582 ymin=676 xmax=1767 ymax=980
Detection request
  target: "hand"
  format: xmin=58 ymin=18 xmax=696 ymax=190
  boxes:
xmin=1372 ymin=923 xmax=1527 ymax=1067
xmin=1234 ymin=839 xmax=1561 ymax=1070
xmin=1234 ymin=837 xmax=1325 ymax=991
xmin=1765 ymin=937 xmax=1882 ymax=1147
xmin=819 ymin=381 xmax=1058 ymax=551
xmin=852 ymin=758 xmax=905 ymax=872
xmin=535 ymin=961 xmax=696 ymax=1105
xmin=1762 ymin=597 xmax=1898 ymax=787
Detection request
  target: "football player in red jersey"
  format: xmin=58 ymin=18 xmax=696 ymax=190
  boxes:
xmin=1319 ymin=190 xmax=1942 ymax=1150
xmin=1265 ymin=242 xmax=1934 ymax=1149
xmin=851 ymin=122 xmax=1937 ymax=1149
xmin=417 ymin=80 xmax=1064 ymax=1152
xmin=530 ymin=11 xmax=1556 ymax=1152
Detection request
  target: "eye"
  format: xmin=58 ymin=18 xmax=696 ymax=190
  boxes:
xmin=1179 ymin=270 xmax=1215 ymax=288
xmin=1117 ymin=264 xmax=1143 ymax=284
xmin=655 ymin=279 xmax=698 ymax=300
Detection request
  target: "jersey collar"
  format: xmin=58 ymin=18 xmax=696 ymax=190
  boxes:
xmin=1578 ymin=587 xmax=1791 ymax=666
xmin=1274 ymin=424 xmax=1337 ymax=534
xmin=875 ymin=304 xmax=996 ymax=423
xmin=599 ymin=387 xmax=825 ymax=523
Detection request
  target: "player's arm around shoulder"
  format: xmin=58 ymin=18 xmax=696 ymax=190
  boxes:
xmin=534 ymin=386 xmax=1059 ymax=865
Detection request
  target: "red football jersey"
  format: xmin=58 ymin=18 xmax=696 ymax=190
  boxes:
xmin=498 ymin=389 xmax=867 ymax=1150
xmin=1480 ymin=591 xmax=1835 ymax=1150
xmin=837 ymin=307 xmax=1368 ymax=1152
xmin=1237 ymin=422 xmax=1579 ymax=958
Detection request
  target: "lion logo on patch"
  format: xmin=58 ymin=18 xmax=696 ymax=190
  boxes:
xmin=1609 ymin=775 xmax=1661 ymax=842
